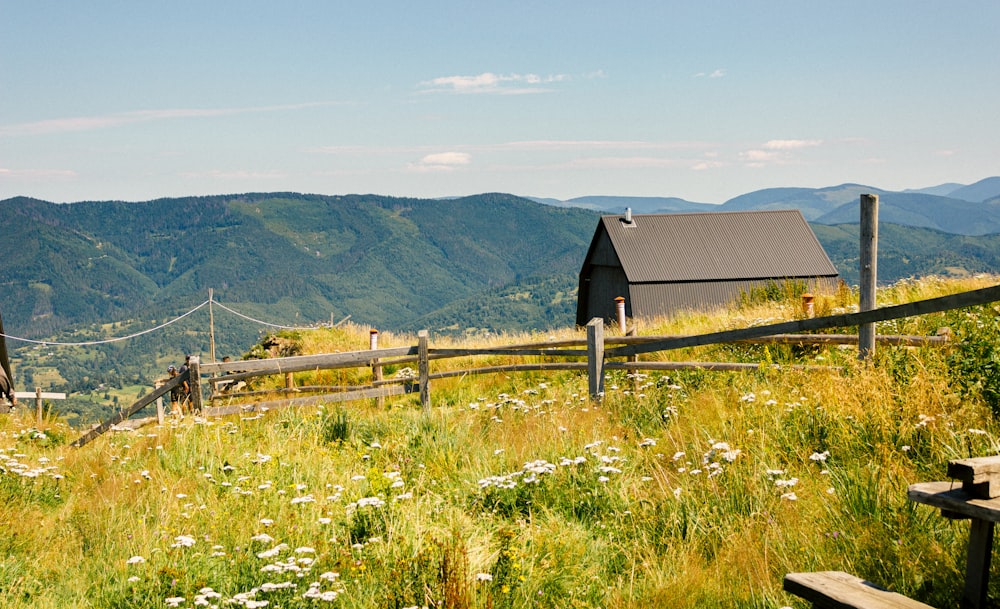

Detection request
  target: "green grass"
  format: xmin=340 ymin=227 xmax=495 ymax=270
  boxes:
xmin=3 ymin=275 xmax=1000 ymax=607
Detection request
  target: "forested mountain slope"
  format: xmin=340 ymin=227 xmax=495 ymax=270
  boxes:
xmin=1 ymin=193 xmax=599 ymax=340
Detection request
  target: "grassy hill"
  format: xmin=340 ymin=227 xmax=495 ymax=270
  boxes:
xmin=9 ymin=191 xmax=1000 ymax=426
xmin=3 ymin=276 xmax=1000 ymax=608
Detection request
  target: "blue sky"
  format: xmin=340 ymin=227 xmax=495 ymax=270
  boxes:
xmin=2 ymin=1 xmax=998 ymax=204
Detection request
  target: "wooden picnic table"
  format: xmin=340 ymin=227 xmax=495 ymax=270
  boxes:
xmin=908 ymin=456 xmax=1000 ymax=609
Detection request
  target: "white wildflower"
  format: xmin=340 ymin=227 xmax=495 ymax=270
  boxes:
xmin=809 ymin=451 xmax=830 ymax=462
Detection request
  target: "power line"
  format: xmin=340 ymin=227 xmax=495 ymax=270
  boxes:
xmin=0 ymin=300 xmax=212 ymax=346
xmin=0 ymin=297 xmax=323 ymax=347
xmin=210 ymin=299 xmax=318 ymax=331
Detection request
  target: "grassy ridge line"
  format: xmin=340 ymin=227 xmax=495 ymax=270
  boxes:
xmin=1 ymin=275 xmax=999 ymax=607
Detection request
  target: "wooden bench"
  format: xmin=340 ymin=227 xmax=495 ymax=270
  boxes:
xmin=784 ymin=572 xmax=935 ymax=609
xmin=908 ymin=455 xmax=1000 ymax=609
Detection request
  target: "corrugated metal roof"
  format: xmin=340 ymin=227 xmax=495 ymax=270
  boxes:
xmin=601 ymin=209 xmax=838 ymax=283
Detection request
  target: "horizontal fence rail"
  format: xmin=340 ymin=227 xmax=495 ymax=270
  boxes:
xmin=70 ymin=283 xmax=999 ymax=448
xmin=72 ymin=370 xmax=189 ymax=447
xmin=607 ymin=284 xmax=1000 ymax=359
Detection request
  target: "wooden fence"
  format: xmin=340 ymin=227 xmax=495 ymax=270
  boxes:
xmin=70 ymin=283 xmax=1000 ymax=448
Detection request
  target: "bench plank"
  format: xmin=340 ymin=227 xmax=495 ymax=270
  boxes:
xmin=783 ymin=572 xmax=935 ymax=609
xmin=948 ymin=456 xmax=1000 ymax=499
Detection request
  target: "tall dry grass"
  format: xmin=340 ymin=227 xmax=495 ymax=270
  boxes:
xmin=2 ymin=275 xmax=1000 ymax=608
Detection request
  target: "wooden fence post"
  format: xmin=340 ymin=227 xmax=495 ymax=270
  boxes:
xmin=35 ymin=387 xmax=42 ymax=424
xmin=628 ymin=324 xmax=641 ymax=394
xmin=370 ymin=330 xmax=384 ymax=408
xmin=188 ymin=356 xmax=203 ymax=414
xmin=154 ymin=379 xmax=165 ymax=424
xmin=615 ymin=296 xmax=627 ymax=334
xmin=418 ymin=330 xmax=430 ymax=411
xmin=859 ymin=194 xmax=879 ymax=360
xmin=587 ymin=318 xmax=605 ymax=400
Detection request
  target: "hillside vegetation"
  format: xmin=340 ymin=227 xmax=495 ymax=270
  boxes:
xmin=11 ymin=190 xmax=1000 ymax=425
xmin=4 ymin=276 xmax=1000 ymax=608
xmin=0 ymin=193 xmax=599 ymax=341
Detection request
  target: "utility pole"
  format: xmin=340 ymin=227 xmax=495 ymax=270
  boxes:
xmin=859 ymin=194 xmax=878 ymax=360
xmin=208 ymin=288 xmax=217 ymax=363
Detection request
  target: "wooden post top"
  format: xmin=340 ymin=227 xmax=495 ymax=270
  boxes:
xmin=948 ymin=456 xmax=1000 ymax=499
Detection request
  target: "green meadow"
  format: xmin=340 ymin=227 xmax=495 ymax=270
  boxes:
xmin=3 ymin=275 xmax=1000 ymax=608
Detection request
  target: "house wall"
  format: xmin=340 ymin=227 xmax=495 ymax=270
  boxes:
xmin=582 ymin=265 xmax=631 ymax=324
xmin=628 ymin=277 xmax=838 ymax=320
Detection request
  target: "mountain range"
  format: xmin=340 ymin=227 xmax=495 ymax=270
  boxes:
xmin=6 ymin=179 xmax=1000 ymax=420
xmin=4 ymin=177 xmax=1000 ymax=335
xmin=5 ymin=177 xmax=1000 ymax=342
xmin=534 ymin=176 xmax=1000 ymax=235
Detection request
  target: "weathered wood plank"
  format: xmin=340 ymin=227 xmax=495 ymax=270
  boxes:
xmin=587 ymin=318 xmax=605 ymax=398
xmin=429 ymin=347 xmax=589 ymax=357
xmin=71 ymin=372 xmax=188 ymax=447
xmin=605 ymin=361 xmax=843 ymax=373
xmin=965 ymin=518 xmax=994 ymax=609
xmin=608 ymin=284 xmax=1000 ymax=358
xmin=948 ymin=456 xmax=1000 ymax=499
xmin=188 ymin=356 xmax=203 ymax=413
xmin=610 ymin=333 xmax=948 ymax=347
xmin=204 ymin=384 xmax=411 ymax=417
xmin=429 ymin=362 xmax=586 ymax=380
xmin=198 ymin=346 xmax=417 ymax=375
xmin=13 ymin=391 xmax=67 ymax=399
xmin=909 ymin=480 xmax=998 ymax=609
xmin=859 ymin=193 xmax=879 ymax=360
xmin=908 ymin=481 xmax=1000 ymax=522
xmin=783 ymin=571 xmax=935 ymax=609
xmin=418 ymin=331 xmax=430 ymax=411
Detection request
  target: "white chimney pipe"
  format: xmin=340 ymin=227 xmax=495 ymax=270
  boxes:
xmin=625 ymin=208 xmax=632 ymax=223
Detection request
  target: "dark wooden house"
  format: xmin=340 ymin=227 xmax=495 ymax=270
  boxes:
xmin=576 ymin=209 xmax=839 ymax=325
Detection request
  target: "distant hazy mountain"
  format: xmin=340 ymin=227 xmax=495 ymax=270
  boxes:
xmin=949 ymin=177 xmax=1000 ymax=203
xmin=812 ymin=222 xmax=1000 ymax=286
xmin=559 ymin=195 xmax=715 ymax=214
xmin=903 ymin=183 xmax=964 ymax=197
xmin=814 ymin=192 xmax=1000 ymax=235
xmin=539 ymin=178 xmax=1000 ymax=236
xmin=718 ymin=184 xmax=879 ymax=220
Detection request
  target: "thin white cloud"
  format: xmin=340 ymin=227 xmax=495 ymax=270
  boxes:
xmin=179 ymin=169 xmax=288 ymax=180
xmin=0 ymin=102 xmax=338 ymax=137
xmin=695 ymin=69 xmax=726 ymax=78
xmin=418 ymin=72 xmax=569 ymax=95
xmin=563 ymin=156 xmax=688 ymax=170
xmin=494 ymin=140 xmax=706 ymax=152
xmin=763 ymin=139 xmax=823 ymax=150
xmin=740 ymin=139 xmax=823 ymax=167
xmin=740 ymin=150 xmax=781 ymax=167
xmin=0 ymin=167 xmax=77 ymax=179
xmin=311 ymin=140 xmax=713 ymax=156
xmin=421 ymin=152 xmax=471 ymax=166
xmin=406 ymin=151 xmax=472 ymax=173
xmin=692 ymin=160 xmax=725 ymax=171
